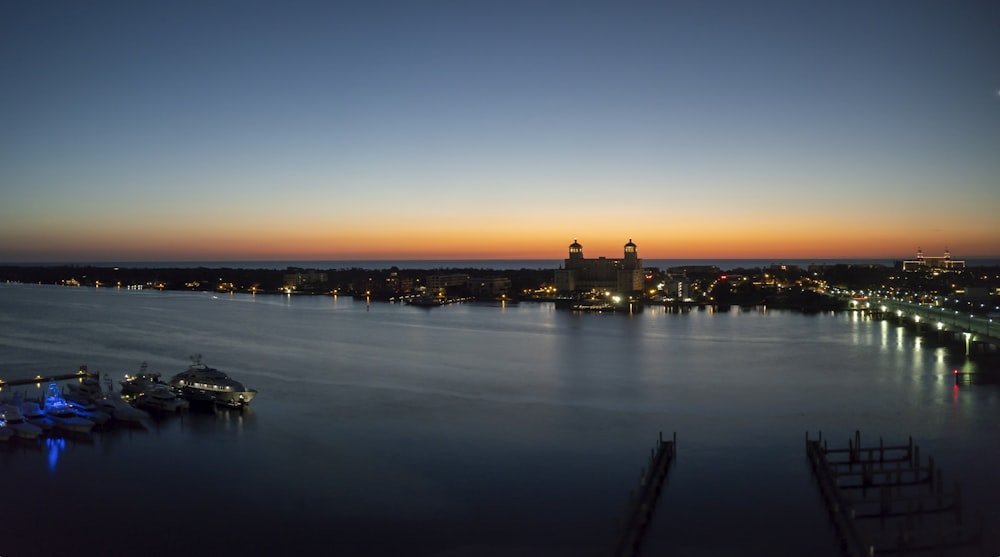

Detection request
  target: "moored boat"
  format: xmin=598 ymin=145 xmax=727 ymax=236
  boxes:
xmin=19 ymin=401 xmax=55 ymax=431
xmin=66 ymin=372 xmax=150 ymax=424
xmin=120 ymin=362 xmax=169 ymax=402
xmin=168 ymin=357 xmax=257 ymax=408
xmin=43 ymin=400 xmax=95 ymax=434
xmin=50 ymin=382 xmax=110 ymax=426
xmin=96 ymin=395 xmax=151 ymax=423
xmin=43 ymin=383 xmax=96 ymax=433
xmin=0 ymin=404 xmax=43 ymax=439
xmin=65 ymin=375 xmax=104 ymax=403
xmin=134 ymin=385 xmax=189 ymax=414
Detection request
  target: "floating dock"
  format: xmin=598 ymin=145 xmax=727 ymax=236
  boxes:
xmin=806 ymin=430 xmax=983 ymax=556
xmin=615 ymin=432 xmax=676 ymax=557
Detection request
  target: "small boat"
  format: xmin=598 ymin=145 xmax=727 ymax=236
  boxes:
xmin=168 ymin=357 xmax=257 ymax=408
xmin=134 ymin=385 xmax=189 ymax=414
xmin=0 ymin=404 xmax=43 ymax=440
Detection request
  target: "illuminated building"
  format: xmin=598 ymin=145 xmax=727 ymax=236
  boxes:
xmin=283 ymin=270 xmax=329 ymax=286
xmin=425 ymin=274 xmax=470 ymax=290
xmin=554 ymin=239 xmax=644 ymax=294
xmin=901 ymin=249 xmax=965 ymax=272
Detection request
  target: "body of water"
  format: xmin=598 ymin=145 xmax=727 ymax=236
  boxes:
xmin=0 ymin=284 xmax=996 ymax=556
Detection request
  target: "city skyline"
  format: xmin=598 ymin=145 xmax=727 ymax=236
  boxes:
xmin=2 ymin=1 xmax=999 ymax=263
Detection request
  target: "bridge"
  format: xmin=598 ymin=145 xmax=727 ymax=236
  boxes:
xmin=852 ymin=297 xmax=999 ymax=355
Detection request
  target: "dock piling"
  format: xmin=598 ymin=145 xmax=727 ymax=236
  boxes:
xmin=806 ymin=431 xmax=981 ymax=557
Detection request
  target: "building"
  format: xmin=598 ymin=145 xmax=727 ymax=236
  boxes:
xmin=554 ymin=239 xmax=644 ymax=294
xmin=283 ymin=270 xmax=328 ymax=287
xmin=468 ymin=277 xmax=512 ymax=298
xmin=425 ymin=274 xmax=470 ymax=290
xmin=901 ymin=249 xmax=965 ymax=273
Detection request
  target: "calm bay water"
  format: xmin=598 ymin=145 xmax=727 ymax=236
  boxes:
xmin=0 ymin=284 xmax=997 ymax=556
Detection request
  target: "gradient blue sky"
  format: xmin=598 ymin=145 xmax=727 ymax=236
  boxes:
xmin=2 ymin=0 xmax=998 ymax=262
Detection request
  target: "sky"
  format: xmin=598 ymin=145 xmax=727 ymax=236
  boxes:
xmin=1 ymin=0 xmax=998 ymax=262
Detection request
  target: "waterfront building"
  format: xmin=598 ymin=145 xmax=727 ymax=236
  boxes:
xmin=901 ymin=249 xmax=965 ymax=273
xmin=469 ymin=277 xmax=512 ymax=298
xmin=554 ymin=239 xmax=644 ymax=294
xmin=425 ymin=274 xmax=470 ymax=290
xmin=283 ymin=270 xmax=329 ymax=286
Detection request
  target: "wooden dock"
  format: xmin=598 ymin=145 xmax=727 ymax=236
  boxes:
xmin=806 ymin=430 xmax=983 ymax=556
xmin=614 ymin=432 xmax=676 ymax=557
xmin=0 ymin=366 xmax=98 ymax=388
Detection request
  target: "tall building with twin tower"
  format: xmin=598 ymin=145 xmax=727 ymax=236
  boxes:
xmin=554 ymin=239 xmax=644 ymax=294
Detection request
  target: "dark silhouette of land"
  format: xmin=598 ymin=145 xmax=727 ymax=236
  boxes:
xmin=1 ymin=263 xmax=997 ymax=316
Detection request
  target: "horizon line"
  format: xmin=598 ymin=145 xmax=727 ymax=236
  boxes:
xmin=4 ymin=254 xmax=1000 ymax=266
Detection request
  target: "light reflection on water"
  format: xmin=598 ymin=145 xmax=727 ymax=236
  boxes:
xmin=45 ymin=437 xmax=65 ymax=473
xmin=0 ymin=284 xmax=997 ymax=557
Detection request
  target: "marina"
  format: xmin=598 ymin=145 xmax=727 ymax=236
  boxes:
xmin=0 ymin=360 xmax=256 ymax=443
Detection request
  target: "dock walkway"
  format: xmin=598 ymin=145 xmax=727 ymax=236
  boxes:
xmin=0 ymin=366 xmax=98 ymax=388
xmin=614 ymin=432 xmax=676 ymax=557
xmin=806 ymin=431 xmax=982 ymax=556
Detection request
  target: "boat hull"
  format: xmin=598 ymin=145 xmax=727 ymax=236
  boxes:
xmin=176 ymin=387 xmax=256 ymax=408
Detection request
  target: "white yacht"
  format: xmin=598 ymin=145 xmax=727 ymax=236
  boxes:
xmin=96 ymin=395 xmax=151 ymax=424
xmin=50 ymin=382 xmax=110 ymax=426
xmin=168 ymin=357 xmax=257 ymax=408
xmin=0 ymin=404 xmax=43 ymax=440
xmin=120 ymin=362 xmax=169 ymax=402
xmin=43 ymin=399 xmax=95 ymax=434
xmin=65 ymin=375 xmax=104 ymax=403
xmin=43 ymin=383 xmax=96 ymax=433
xmin=134 ymin=385 xmax=189 ymax=414
xmin=63 ymin=398 xmax=112 ymax=426
xmin=19 ymin=400 xmax=55 ymax=431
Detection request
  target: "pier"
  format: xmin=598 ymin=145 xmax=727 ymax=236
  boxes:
xmin=0 ymin=366 xmax=98 ymax=389
xmin=614 ymin=432 xmax=676 ymax=557
xmin=806 ymin=431 xmax=982 ymax=556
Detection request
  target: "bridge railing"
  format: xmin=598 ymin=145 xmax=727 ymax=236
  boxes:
xmin=868 ymin=298 xmax=997 ymax=342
